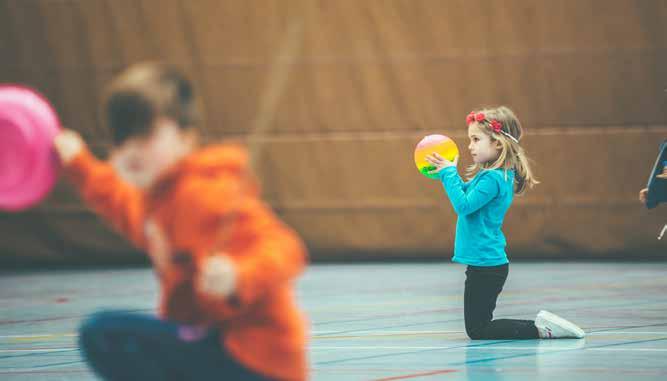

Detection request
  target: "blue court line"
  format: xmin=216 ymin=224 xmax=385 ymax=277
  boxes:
xmin=451 ymin=337 xmax=667 ymax=367
xmin=316 ymin=319 xmax=459 ymax=337
xmin=0 ymin=349 xmax=78 ymax=361
xmin=588 ymin=337 xmax=667 ymax=349
xmin=316 ymin=340 xmax=516 ymax=366
xmin=316 ymin=324 xmax=667 ymax=366
xmin=0 ymin=323 xmax=667 ymax=369
xmin=588 ymin=322 xmax=667 ymax=333
xmin=31 ymin=359 xmax=83 ymax=368
xmin=0 ymin=308 xmax=152 ymax=326
xmin=314 ymin=308 xmax=459 ymax=327
xmin=0 ymin=369 xmax=89 ymax=375
xmin=0 ymin=359 xmax=83 ymax=370
xmin=313 ymin=298 xmax=665 ymax=336
xmin=313 ymin=298 xmax=655 ymax=334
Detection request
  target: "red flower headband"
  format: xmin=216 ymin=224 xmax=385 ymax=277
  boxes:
xmin=466 ymin=112 xmax=519 ymax=144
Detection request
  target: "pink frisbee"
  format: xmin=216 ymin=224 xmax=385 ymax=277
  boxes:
xmin=0 ymin=85 xmax=61 ymax=211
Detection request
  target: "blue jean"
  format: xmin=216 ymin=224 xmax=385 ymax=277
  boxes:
xmin=79 ymin=310 xmax=271 ymax=381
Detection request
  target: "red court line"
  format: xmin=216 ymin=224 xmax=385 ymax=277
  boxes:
xmin=373 ymin=369 xmax=458 ymax=380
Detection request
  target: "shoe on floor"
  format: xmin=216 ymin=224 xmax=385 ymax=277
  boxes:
xmin=535 ymin=310 xmax=585 ymax=339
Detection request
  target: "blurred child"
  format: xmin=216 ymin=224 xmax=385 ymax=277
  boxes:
xmin=426 ymin=106 xmax=585 ymax=340
xmin=639 ymin=139 xmax=667 ymax=206
xmin=54 ymin=62 xmax=308 ymax=380
xmin=639 ymin=139 xmax=667 ymax=240
xmin=639 ymin=162 xmax=667 ymax=203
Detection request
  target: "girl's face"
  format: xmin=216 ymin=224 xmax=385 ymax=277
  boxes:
xmin=467 ymin=123 xmax=501 ymax=164
xmin=110 ymin=118 xmax=197 ymax=189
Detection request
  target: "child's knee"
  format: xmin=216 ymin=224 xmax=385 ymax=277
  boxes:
xmin=466 ymin=327 xmax=485 ymax=340
xmin=465 ymin=321 xmax=488 ymax=340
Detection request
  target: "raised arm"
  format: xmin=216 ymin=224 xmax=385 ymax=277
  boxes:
xmin=55 ymin=130 xmax=145 ymax=247
xmin=439 ymin=167 xmax=499 ymax=216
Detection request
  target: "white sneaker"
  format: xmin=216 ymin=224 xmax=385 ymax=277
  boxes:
xmin=535 ymin=310 xmax=585 ymax=339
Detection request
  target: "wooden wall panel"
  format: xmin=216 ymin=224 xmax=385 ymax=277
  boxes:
xmin=0 ymin=0 xmax=665 ymax=264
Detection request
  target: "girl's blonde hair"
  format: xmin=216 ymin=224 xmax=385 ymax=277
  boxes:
xmin=466 ymin=106 xmax=539 ymax=195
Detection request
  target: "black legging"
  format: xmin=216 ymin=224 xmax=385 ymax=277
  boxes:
xmin=79 ymin=310 xmax=272 ymax=381
xmin=464 ymin=264 xmax=539 ymax=340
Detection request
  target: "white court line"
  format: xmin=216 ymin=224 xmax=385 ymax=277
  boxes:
xmin=2 ymin=331 xmax=665 ymax=338
xmin=588 ymin=332 xmax=667 ymax=335
xmin=311 ymin=346 xmax=667 ymax=352
xmin=0 ymin=331 xmax=462 ymax=338
xmin=6 ymin=346 xmax=667 ymax=353
xmin=312 ymin=346 xmax=448 ymax=349
xmin=311 ymin=346 xmax=578 ymax=350
xmin=313 ymin=330 xmax=463 ymax=335
xmin=587 ymin=348 xmax=667 ymax=352
xmin=313 ymin=331 xmax=667 ymax=336
xmin=314 ymin=331 xmax=666 ymax=334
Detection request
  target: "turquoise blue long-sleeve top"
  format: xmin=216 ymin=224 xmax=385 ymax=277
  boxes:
xmin=438 ymin=166 xmax=515 ymax=266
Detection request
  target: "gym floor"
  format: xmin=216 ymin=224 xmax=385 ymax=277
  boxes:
xmin=1 ymin=262 xmax=666 ymax=380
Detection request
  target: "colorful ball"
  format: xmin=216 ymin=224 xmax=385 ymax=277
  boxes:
xmin=0 ymin=85 xmax=61 ymax=211
xmin=414 ymin=134 xmax=459 ymax=179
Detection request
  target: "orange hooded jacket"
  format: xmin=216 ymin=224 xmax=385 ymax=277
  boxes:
xmin=65 ymin=144 xmax=308 ymax=381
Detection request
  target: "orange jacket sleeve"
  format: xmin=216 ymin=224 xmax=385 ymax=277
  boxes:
xmin=64 ymin=148 xmax=146 ymax=248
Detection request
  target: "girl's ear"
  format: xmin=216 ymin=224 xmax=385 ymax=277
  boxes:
xmin=495 ymin=140 xmax=503 ymax=150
